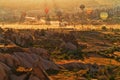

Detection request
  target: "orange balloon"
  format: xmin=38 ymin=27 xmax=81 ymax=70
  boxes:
xmin=86 ymin=9 xmax=93 ymax=14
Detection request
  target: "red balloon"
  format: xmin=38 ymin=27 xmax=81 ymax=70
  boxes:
xmin=45 ymin=8 xmax=49 ymax=14
xmin=86 ymin=9 xmax=93 ymax=14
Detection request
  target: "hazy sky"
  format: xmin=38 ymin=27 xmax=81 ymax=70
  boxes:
xmin=0 ymin=0 xmax=119 ymax=10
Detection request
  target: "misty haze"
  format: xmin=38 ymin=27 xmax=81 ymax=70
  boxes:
xmin=0 ymin=0 xmax=120 ymax=80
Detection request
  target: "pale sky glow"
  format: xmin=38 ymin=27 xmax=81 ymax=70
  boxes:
xmin=0 ymin=0 xmax=119 ymax=10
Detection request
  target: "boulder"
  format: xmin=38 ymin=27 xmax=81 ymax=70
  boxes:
xmin=29 ymin=75 xmax=40 ymax=80
xmin=60 ymin=62 xmax=86 ymax=71
xmin=0 ymin=54 xmax=5 ymax=62
xmin=32 ymin=63 xmax=50 ymax=80
xmin=13 ymin=52 xmax=33 ymax=68
xmin=0 ymin=47 xmax=60 ymax=80
xmin=0 ymin=62 xmax=11 ymax=72
xmin=0 ymin=63 xmax=9 ymax=80
xmin=4 ymin=54 xmax=15 ymax=67
xmin=38 ymin=57 xmax=60 ymax=71
xmin=62 ymin=42 xmax=77 ymax=51
xmin=29 ymin=48 xmax=50 ymax=60
xmin=10 ymin=74 xmax=27 ymax=80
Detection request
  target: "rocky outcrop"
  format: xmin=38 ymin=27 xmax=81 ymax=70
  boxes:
xmin=60 ymin=62 xmax=87 ymax=71
xmin=61 ymin=42 xmax=77 ymax=51
xmin=29 ymin=48 xmax=50 ymax=60
xmin=0 ymin=62 xmax=9 ymax=80
xmin=4 ymin=29 xmax=34 ymax=47
xmin=0 ymin=47 xmax=61 ymax=80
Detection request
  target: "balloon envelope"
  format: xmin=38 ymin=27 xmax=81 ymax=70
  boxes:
xmin=45 ymin=8 xmax=49 ymax=14
xmin=86 ymin=8 xmax=93 ymax=14
xmin=100 ymin=12 xmax=108 ymax=20
xmin=80 ymin=4 xmax=85 ymax=10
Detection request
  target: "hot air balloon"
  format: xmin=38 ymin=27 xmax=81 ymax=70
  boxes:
xmin=80 ymin=4 xmax=86 ymax=28
xmin=44 ymin=0 xmax=49 ymax=14
xmin=100 ymin=12 xmax=108 ymax=20
xmin=86 ymin=8 xmax=93 ymax=15
xmin=45 ymin=7 xmax=49 ymax=14
xmin=80 ymin=4 xmax=85 ymax=11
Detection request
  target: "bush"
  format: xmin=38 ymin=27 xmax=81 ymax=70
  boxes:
xmin=109 ymin=76 xmax=115 ymax=80
xmin=46 ymin=69 xmax=59 ymax=75
xmin=40 ymin=29 xmax=46 ymax=36
xmin=51 ymin=47 xmax=84 ymax=60
xmin=101 ymin=26 xmax=107 ymax=31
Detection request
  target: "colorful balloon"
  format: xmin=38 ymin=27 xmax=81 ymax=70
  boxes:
xmin=86 ymin=8 xmax=93 ymax=14
xmin=100 ymin=12 xmax=108 ymax=20
xmin=45 ymin=8 xmax=49 ymax=14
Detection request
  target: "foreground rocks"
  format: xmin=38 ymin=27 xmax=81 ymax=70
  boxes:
xmin=1 ymin=28 xmax=120 ymax=80
xmin=0 ymin=47 xmax=61 ymax=80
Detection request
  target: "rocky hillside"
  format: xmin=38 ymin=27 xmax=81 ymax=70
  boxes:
xmin=0 ymin=28 xmax=120 ymax=80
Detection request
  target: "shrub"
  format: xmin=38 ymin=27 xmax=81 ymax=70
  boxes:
xmin=40 ymin=29 xmax=46 ymax=36
xmin=109 ymin=76 xmax=115 ymax=80
xmin=46 ymin=69 xmax=59 ymax=75
xmin=101 ymin=26 xmax=107 ymax=31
